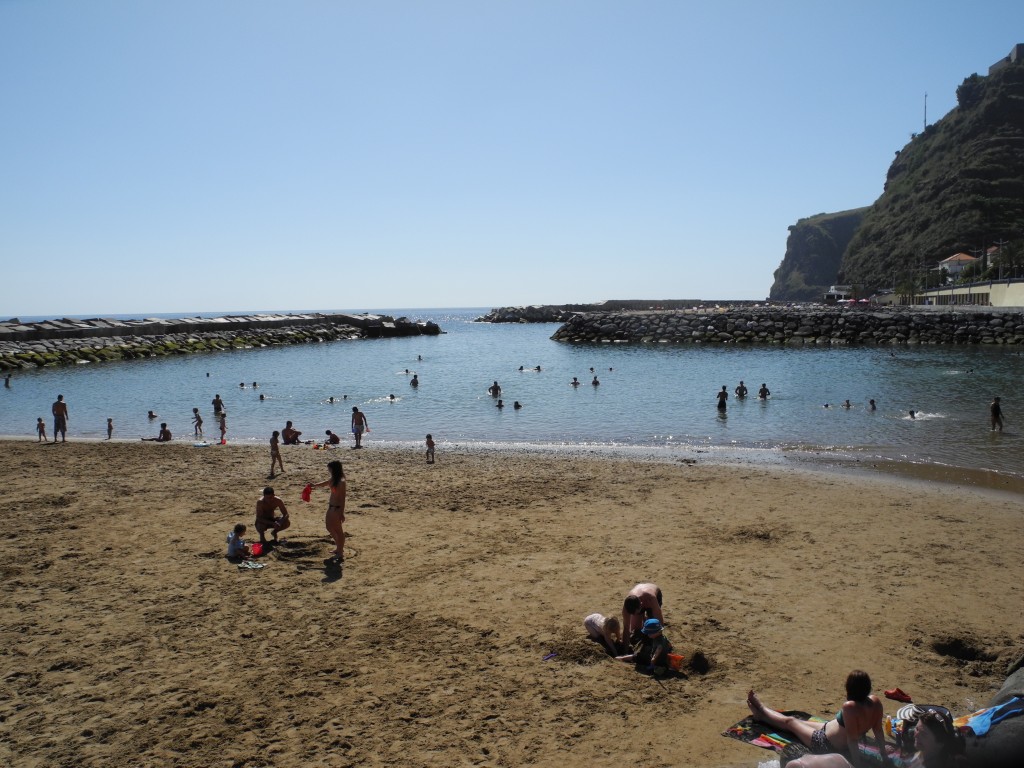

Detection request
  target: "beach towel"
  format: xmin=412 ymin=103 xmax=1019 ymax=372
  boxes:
xmin=723 ymin=711 xmax=908 ymax=766
xmin=953 ymin=695 xmax=1024 ymax=737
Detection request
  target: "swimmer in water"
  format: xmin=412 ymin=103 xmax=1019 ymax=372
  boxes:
xmin=869 ymin=399 xmax=876 ymax=411
xmin=592 ymin=376 xmax=600 ymax=386
xmin=571 ymin=377 xmax=580 ymax=387
xmin=389 ymin=394 xmax=396 ymax=402
xmin=909 ymin=410 xmax=916 ymax=419
xmin=842 ymin=399 xmax=852 ymax=409
xmin=513 ymin=401 xmax=522 ymax=410
xmin=496 ymin=399 xmax=504 ymax=409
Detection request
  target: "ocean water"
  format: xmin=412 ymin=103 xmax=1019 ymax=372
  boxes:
xmin=2 ymin=308 xmax=1023 ymax=479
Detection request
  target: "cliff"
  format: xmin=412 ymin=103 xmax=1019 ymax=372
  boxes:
xmin=769 ymin=208 xmax=868 ymax=301
xmin=770 ymin=52 xmax=1024 ymax=299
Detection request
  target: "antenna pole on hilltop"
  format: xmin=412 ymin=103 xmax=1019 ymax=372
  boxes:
xmin=924 ymin=92 xmax=928 ymax=131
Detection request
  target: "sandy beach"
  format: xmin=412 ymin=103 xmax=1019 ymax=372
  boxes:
xmin=1 ymin=440 xmax=1021 ymax=767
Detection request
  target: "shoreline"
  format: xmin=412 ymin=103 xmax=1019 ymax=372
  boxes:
xmin=1 ymin=441 xmax=1020 ymax=767
xmin=6 ymin=433 xmax=1024 ymax=499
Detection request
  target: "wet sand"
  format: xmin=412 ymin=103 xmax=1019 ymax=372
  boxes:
xmin=1 ymin=440 xmax=1021 ymax=767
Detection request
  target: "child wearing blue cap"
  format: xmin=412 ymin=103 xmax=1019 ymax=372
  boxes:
xmin=616 ymin=618 xmax=673 ymax=675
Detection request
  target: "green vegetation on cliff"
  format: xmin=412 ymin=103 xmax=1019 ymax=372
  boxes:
xmin=839 ymin=60 xmax=1024 ymax=290
xmin=769 ymin=208 xmax=867 ymax=301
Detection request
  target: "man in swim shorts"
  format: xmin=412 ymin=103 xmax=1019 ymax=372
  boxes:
xmin=351 ymin=407 xmax=368 ymax=448
xmin=254 ymin=486 xmax=291 ymax=544
xmin=52 ymin=394 xmax=69 ymax=442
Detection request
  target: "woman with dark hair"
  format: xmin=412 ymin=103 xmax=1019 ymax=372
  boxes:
xmin=910 ymin=710 xmax=965 ymax=768
xmin=312 ymin=460 xmax=346 ymax=565
xmin=747 ymin=670 xmax=891 ymax=766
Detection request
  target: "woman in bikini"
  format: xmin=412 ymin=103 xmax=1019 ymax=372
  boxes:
xmin=747 ymin=670 xmax=890 ymax=767
xmin=311 ymin=460 xmax=347 ymax=565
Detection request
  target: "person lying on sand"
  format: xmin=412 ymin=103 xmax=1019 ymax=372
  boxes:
xmin=747 ymin=670 xmax=890 ymax=767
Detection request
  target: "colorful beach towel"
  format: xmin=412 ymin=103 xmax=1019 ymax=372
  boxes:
xmin=723 ymin=711 xmax=908 ymax=766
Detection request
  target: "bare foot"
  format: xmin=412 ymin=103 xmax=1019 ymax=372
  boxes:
xmin=747 ymin=690 xmax=767 ymax=721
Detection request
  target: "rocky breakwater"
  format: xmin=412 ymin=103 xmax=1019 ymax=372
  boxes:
xmin=550 ymin=306 xmax=1024 ymax=346
xmin=0 ymin=312 xmax=441 ymax=370
xmin=477 ymin=300 xmax=717 ymax=324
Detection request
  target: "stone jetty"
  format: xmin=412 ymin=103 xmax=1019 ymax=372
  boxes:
xmin=475 ymin=300 xmax=729 ymax=324
xmin=0 ymin=312 xmax=441 ymax=371
xmin=549 ymin=306 xmax=1024 ymax=345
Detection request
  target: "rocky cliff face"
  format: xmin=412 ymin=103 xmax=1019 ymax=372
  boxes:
xmin=771 ymin=55 xmax=1024 ymax=299
xmin=839 ymin=60 xmax=1024 ymax=290
xmin=769 ymin=209 xmax=867 ymax=301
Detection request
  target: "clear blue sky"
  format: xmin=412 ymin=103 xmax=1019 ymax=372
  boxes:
xmin=3 ymin=1 xmax=1022 ymax=316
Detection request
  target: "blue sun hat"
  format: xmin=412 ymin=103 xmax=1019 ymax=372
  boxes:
xmin=641 ymin=618 xmax=663 ymax=635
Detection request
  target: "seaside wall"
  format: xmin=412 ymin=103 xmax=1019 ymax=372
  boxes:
xmin=476 ymin=300 xmax=760 ymax=323
xmin=549 ymin=307 xmax=1024 ymax=345
xmin=0 ymin=313 xmax=441 ymax=371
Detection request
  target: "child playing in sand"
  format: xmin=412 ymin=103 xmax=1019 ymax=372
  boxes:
xmin=226 ymin=523 xmax=250 ymax=559
xmin=192 ymin=407 xmax=203 ymax=437
xmin=583 ymin=612 xmax=622 ymax=654
xmin=616 ymin=618 xmax=672 ymax=675
xmin=106 ymin=418 xmax=113 ymax=440
xmin=425 ymin=434 xmax=435 ymax=463
xmin=36 ymin=417 xmax=47 ymax=443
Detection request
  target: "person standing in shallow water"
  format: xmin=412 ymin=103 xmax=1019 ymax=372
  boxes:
xmin=351 ymin=407 xmax=368 ymax=448
xmin=734 ymin=380 xmax=748 ymax=399
xmin=716 ymin=385 xmax=728 ymax=411
xmin=990 ymin=396 xmax=1004 ymax=432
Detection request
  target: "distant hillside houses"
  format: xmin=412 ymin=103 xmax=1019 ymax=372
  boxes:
xmin=938 ymin=252 xmax=978 ymax=278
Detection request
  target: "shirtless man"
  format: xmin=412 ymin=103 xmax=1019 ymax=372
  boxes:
xmin=52 ymin=394 xmax=69 ymax=442
xmin=211 ymin=394 xmax=225 ymax=415
xmin=734 ymin=381 xmax=748 ymax=399
xmin=622 ymin=582 xmax=664 ymax=642
xmin=254 ymin=486 xmax=291 ymax=544
xmin=488 ymin=380 xmax=501 ymax=397
xmin=142 ymin=423 xmax=172 ymax=442
xmin=281 ymin=420 xmax=302 ymax=445
xmin=351 ymin=407 xmax=368 ymax=448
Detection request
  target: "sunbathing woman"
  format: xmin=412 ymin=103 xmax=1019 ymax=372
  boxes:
xmin=311 ymin=460 xmax=346 ymax=565
xmin=747 ymin=670 xmax=891 ymax=767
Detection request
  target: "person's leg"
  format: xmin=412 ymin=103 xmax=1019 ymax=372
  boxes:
xmin=255 ymin=521 xmax=269 ymax=544
xmin=747 ymin=691 xmax=821 ymax=749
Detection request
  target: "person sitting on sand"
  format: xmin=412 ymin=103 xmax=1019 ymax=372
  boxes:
xmin=325 ymin=429 xmax=341 ymax=446
xmin=583 ymin=612 xmax=622 ymax=655
xmin=621 ymin=582 xmax=664 ymax=642
xmin=282 ymin=421 xmax=302 ymax=445
xmin=746 ymin=670 xmax=890 ymax=766
xmin=254 ymin=486 xmax=291 ymax=544
xmin=616 ymin=618 xmax=672 ymax=676
xmin=226 ymin=523 xmax=251 ymax=559
xmin=142 ymin=423 xmax=172 ymax=442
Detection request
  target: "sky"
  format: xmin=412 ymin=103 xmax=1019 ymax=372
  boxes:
xmin=3 ymin=1 xmax=1024 ymax=316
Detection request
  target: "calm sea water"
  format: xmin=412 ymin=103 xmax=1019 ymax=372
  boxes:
xmin=2 ymin=308 xmax=1023 ymax=479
